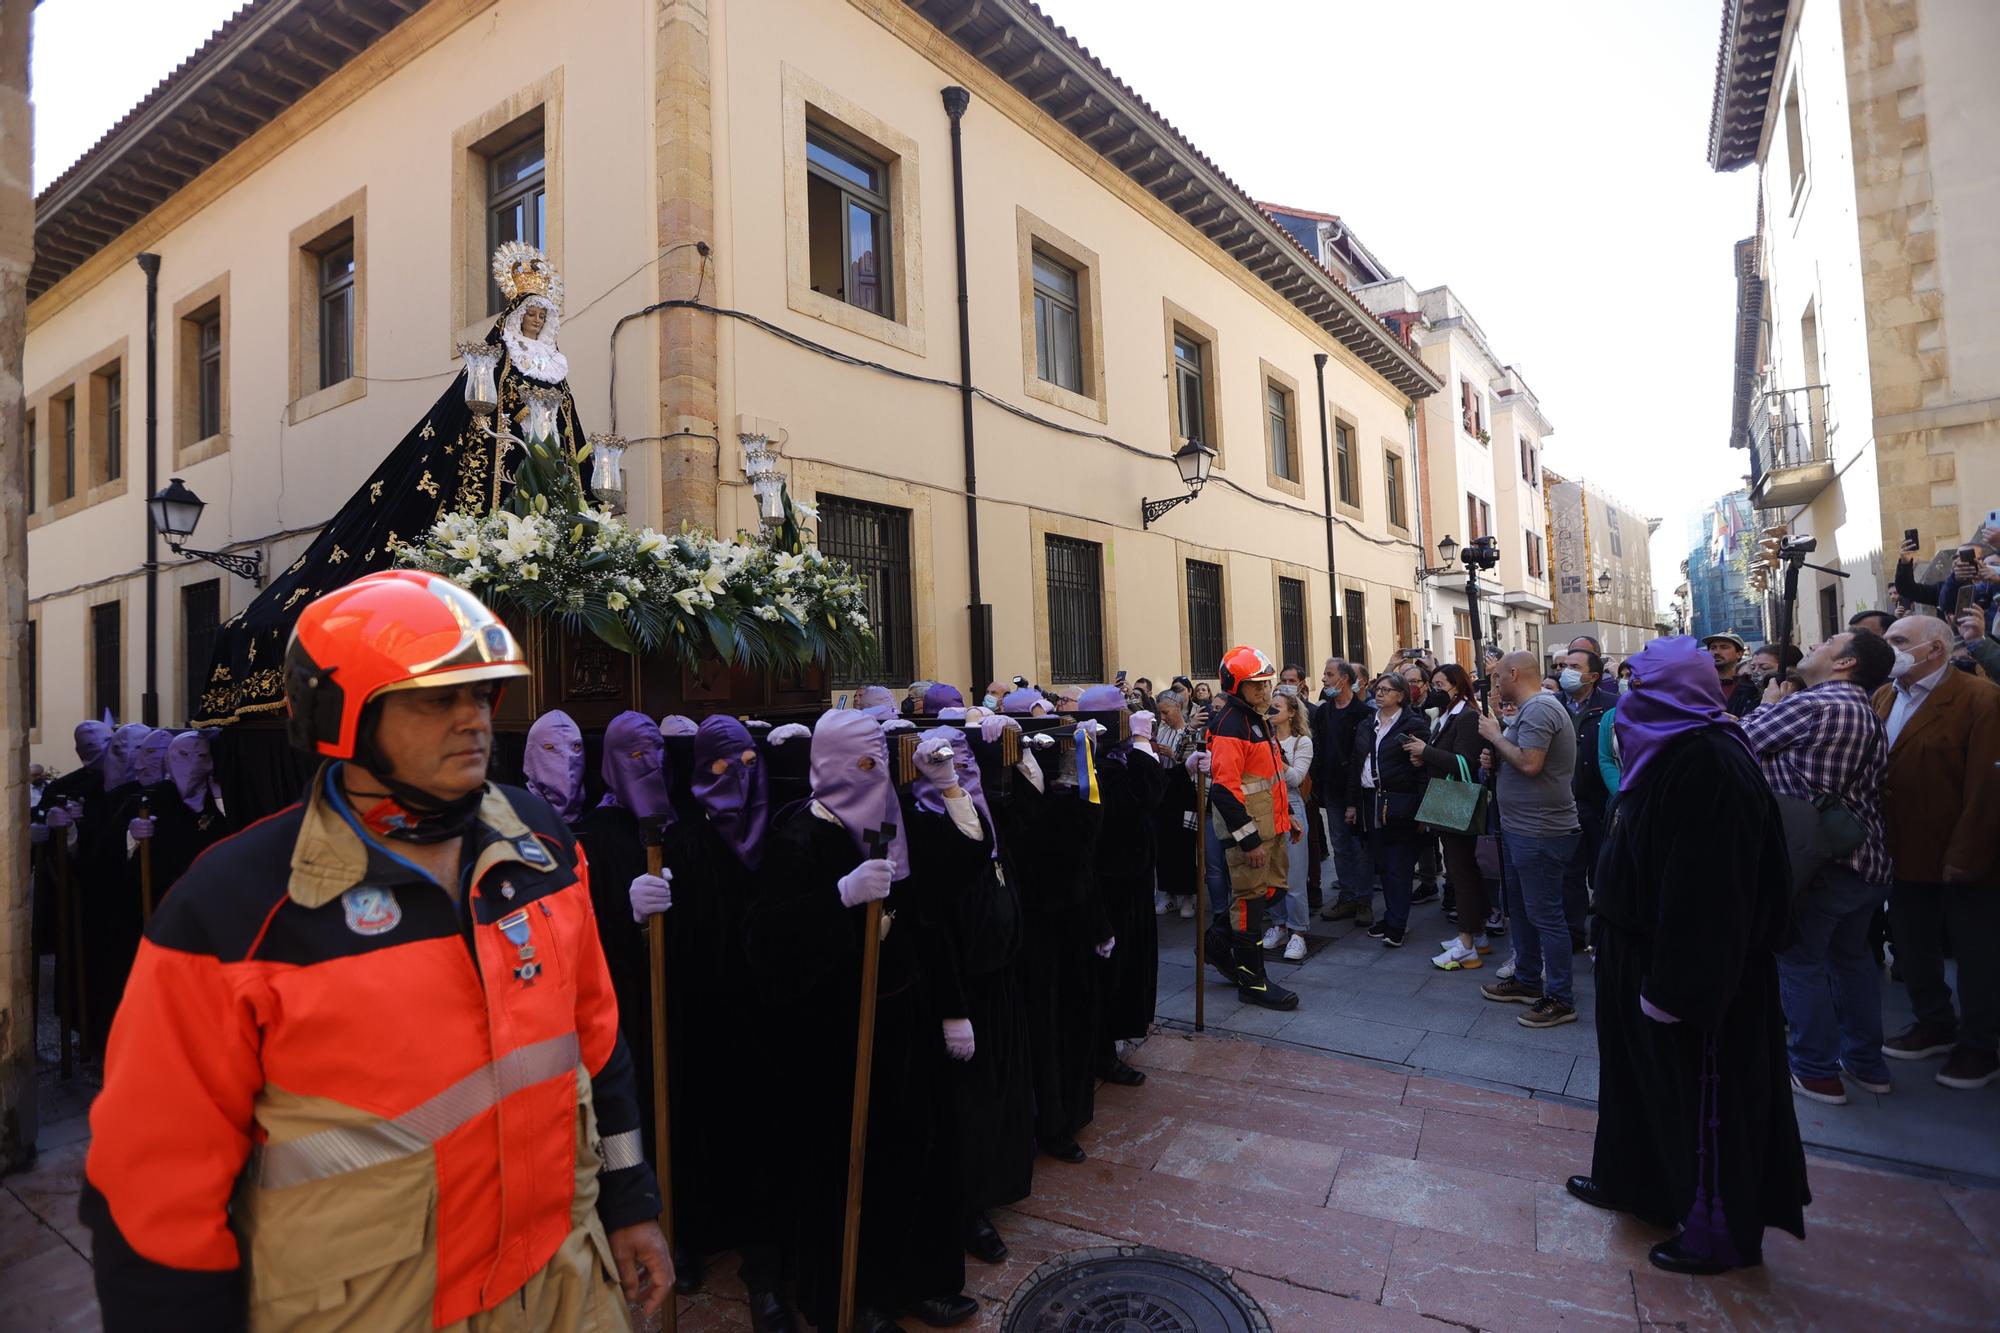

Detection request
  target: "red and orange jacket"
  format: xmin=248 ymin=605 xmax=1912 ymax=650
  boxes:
xmin=80 ymin=765 xmax=660 ymax=1331
xmin=1207 ymin=692 xmax=1292 ymax=851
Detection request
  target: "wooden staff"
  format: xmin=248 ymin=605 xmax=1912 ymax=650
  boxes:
xmin=643 ymin=835 xmax=678 ymax=1333
xmin=137 ymin=796 xmax=155 ymax=927
xmin=53 ymin=829 xmax=75 ymax=1079
xmin=837 ymin=894 xmax=885 ymax=1333
xmin=1193 ymin=751 xmax=1210 ymax=1035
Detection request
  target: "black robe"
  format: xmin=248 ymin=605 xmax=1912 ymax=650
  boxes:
xmin=1152 ymin=755 xmax=1200 ymax=903
xmin=125 ymin=786 xmax=236 ymax=907
xmin=32 ymin=763 xmax=102 ymax=961
xmin=993 ymin=772 xmax=1104 ymax=1148
xmin=574 ymin=803 xmax=683 ymax=1182
xmin=656 ymin=813 xmax=783 ymax=1265
xmin=748 ymin=804 xmax=960 ymax=1323
xmin=1590 ymin=729 xmax=1810 ymax=1257
xmin=1090 ymin=742 xmax=1168 ymax=1042
xmin=901 ymin=792 xmax=1035 ymax=1219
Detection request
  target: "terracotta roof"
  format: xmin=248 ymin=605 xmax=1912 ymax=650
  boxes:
xmin=1707 ymin=0 xmax=1791 ymax=172
xmin=916 ymin=0 xmax=1439 ymax=399
xmin=30 ymin=0 xmax=421 ymax=300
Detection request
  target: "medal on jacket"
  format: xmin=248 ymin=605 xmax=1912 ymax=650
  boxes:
xmin=498 ymin=908 xmax=539 ymax=984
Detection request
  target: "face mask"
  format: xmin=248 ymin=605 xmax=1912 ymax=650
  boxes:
xmin=981 ymin=693 xmax=999 ymax=710
xmin=1618 ymin=679 xmax=1632 ymax=695
xmin=1889 ymin=648 xmax=1917 ymax=680
xmin=1320 ymin=685 xmax=1337 ymax=700
xmin=1277 ymin=683 xmax=1299 ymax=698
xmin=1558 ymin=669 xmax=1584 ymax=693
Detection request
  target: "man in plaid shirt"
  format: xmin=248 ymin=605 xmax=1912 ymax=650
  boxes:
xmin=1740 ymin=629 xmax=1898 ymax=1105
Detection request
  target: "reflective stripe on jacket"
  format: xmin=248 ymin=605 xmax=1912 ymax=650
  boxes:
xmin=82 ymin=765 xmax=660 ymax=1331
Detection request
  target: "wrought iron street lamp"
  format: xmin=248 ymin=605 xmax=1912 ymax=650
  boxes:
xmin=1141 ymin=438 xmax=1217 ymax=529
xmin=148 ymin=478 xmax=264 ymax=585
xmin=1416 ymin=533 xmax=1460 ymax=583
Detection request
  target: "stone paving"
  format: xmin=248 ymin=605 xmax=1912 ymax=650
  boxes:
xmin=5 ymin=925 xmax=1998 ymax=1332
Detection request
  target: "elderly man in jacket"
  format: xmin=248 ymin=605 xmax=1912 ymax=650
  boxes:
xmin=1874 ymin=614 xmax=2000 ymax=1090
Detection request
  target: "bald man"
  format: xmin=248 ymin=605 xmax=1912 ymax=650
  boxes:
xmin=1476 ymin=652 xmax=1583 ymax=1028
xmin=1874 ymin=615 xmax=2000 ymax=1089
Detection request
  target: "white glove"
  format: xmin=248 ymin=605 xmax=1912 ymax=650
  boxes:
xmin=30 ymin=823 xmax=49 ymax=845
xmin=981 ymin=714 xmax=1020 ymax=744
xmin=127 ymin=816 xmax=155 ymax=841
xmin=1185 ymin=750 xmax=1210 ymax=778
xmin=629 ymin=871 xmax=673 ymax=921
xmin=837 ymin=858 xmax=895 ymax=908
xmin=46 ymin=804 xmax=73 ymax=829
xmin=882 ymin=718 xmax=915 ymax=734
xmin=767 ymin=723 xmax=811 ymax=745
xmin=914 ymin=730 xmax=959 ymax=787
xmin=942 ymin=1018 xmax=975 ymax=1062
xmin=1095 ymin=936 xmax=1116 ymax=959
xmin=1075 ymin=720 xmax=1107 ymax=742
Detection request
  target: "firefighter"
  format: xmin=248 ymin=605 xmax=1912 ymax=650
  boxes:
xmin=1201 ymin=645 xmax=1302 ymax=1011
xmin=80 ymin=569 xmax=671 ymax=1332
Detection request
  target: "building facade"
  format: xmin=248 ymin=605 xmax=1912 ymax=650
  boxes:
xmin=22 ymin=0 xmax=1443 ymax=767
xmin=1685 ymin=488 xmax=1767 ymax=643
xmin=1543 ymin=468 xmax=1660 ymax=660
xmin=1709 ymin=0 xmax=2000 ymax=644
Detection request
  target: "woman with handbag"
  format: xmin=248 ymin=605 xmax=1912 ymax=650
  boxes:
xmin=1346 ymin=674 xmax=1430 ymax=948
xmin=1262 ymin=692 xmax=1316 ymax=960
xmin=1404 ymin=663 xmax=1491 ymax=971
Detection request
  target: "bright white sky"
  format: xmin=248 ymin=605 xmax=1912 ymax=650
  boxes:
xmin=31 ymin=0 xmax=1754 ymax=607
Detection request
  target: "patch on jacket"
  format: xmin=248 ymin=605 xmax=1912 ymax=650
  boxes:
xmin=341 ymin=886 xmax=403 ymax=936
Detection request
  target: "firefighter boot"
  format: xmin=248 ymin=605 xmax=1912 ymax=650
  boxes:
xmin=1204 ymin=921 xmax=1241 ymax=985
xmin=1234 ymin=943 xmax=1300 ymax=1011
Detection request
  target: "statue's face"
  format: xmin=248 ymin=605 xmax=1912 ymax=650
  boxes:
xmin=520 ymin=305 xmax=547 ymax=339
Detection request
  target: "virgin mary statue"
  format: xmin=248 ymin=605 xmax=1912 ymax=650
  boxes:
xmin=194 ymin=241 xmax=588 ymax=726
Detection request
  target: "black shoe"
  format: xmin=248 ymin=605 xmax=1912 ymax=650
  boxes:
xmin=1411 ymin=886 xmax=1439 ymax=904
xmin=1041 ymin=1138 xmax=1086 ymax=1164
xmin=1203 ymin=924 xmax=1238 ymax=982
xmin=855 ymin=1307 xmax=907 ymax=1333
xmin=1381 ymin=926 xmax=1406 ymax=948
xmin=1647 ymin=1235 xmax=1760 ymax=1276
xmin=1098 ymin=1059 xmax=1146 ymax=1087
xmin=964 ymin=1212 xmax=1008 ymax=1265
xmin=903 ymin=1294 xmax=979 ymax=1328
xmin=1365 ymin=921 xmax=1388 ymax=939
xmin=747 ymin=1286 xmax=798 ymax=1333
xmin=1565 ymin=1175 xmax=1624 ymax=1213
xmin=1232 ymin=943 xmax=1300 ymax=1011
xmin=672 ymin=1244 xmax=703 ymax=1295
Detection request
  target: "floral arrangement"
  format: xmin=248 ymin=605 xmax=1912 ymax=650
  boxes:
xmin=395 ymin=431 xmax=873 ymax=669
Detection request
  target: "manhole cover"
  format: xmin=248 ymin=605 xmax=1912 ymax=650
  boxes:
xmin=1002 ymin=1245 xmax=1270 ymax=1333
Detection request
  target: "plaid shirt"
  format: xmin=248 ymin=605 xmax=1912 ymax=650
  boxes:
xmin=1741 ymin=680 xmax=1892 ymax=883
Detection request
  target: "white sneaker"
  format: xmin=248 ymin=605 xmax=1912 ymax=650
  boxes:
xmin=1260 ymin=926 xmax=1284 ymax=951
xmin=1432 ymin=940 xmax=1482 ymax=971
xmin=1154 ymin=890 xmax=1170 ymax=916
xmin=1283 ymin=933 xmax=1308 ymax=961
xmin=1496 ymin=958 xmax=1517 ymax=981
xmin=1178 ymin=897 xmax=1196 ymax=919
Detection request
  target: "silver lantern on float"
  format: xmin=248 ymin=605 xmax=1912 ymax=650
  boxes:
xmin=457 ymin=342 xmax=501 ymax=416
xmin=588 ymin=432 xmax=628 ymax=514
xmin=520 ymin=385 xmax=564 ymax=444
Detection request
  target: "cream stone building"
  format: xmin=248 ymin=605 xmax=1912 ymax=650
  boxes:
xmin=1709 ymin=0 xmax=2000 ymax=642
xmin=1543 ymin=469 xmax=1659 ymax=661
xmin=21 ymin=0 xmax=1441 ymax=765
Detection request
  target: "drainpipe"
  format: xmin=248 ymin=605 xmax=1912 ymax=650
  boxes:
xmin=942 ymin=86 xmax=991 ymax=689
xmin=137 ymin=252 xmax=161 ymax=726
xmin=1313 ymin=354 xmax=1340 ymax=660
xmin=1406 ymin=401 xmax=1427 ymax=648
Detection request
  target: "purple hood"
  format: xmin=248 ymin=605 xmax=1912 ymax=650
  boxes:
xmin=809 ymin=708 xmax=908 ymax=878
xmin=167 ymin=732 xmax=215 ymax=812
xmin=910 ymin=725 xmax=996 ymax=855
xmin=74 ymin=720 xmax=112 ymax=767
xmin=923 ymin=682 xmax=964 ymax=714
xmin=524 ymin=710 xmax=586 ymax=822
xmin=1614 ymin=636 xmax=1754 ymax=790
xmin=600 ymin=710 xmax=677 ymax=826
xmin=136 ymin=729 xmax=175 ymax=787
xmin=103 ymin=724 xmax=153 ymax=790
xmin=692 ymin=715 xmax=769 ymax=869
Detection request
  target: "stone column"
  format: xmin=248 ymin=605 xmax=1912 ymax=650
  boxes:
xmin=0 ymin=0 xmax=39 ymax=1171
xmin=656 ymin=0 xmax=719 ymax=534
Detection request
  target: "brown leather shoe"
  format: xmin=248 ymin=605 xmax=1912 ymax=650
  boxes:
xmin=1883 ymin=1020 xmax=1957 ymax=1061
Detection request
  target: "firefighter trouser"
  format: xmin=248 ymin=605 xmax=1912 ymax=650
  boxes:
xmin=1223 ymin=787 xmax=1288 ymax=943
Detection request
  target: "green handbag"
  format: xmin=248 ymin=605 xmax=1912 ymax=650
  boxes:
xmin=1416 ymin=754 xmax=1490 ymax=835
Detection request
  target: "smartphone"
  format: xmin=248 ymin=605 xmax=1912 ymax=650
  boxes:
xmin=1114 ymin=669 xmax=1128 ymax=685
xmin=1958 ymin=586 xmax=1982 ymax=614
xmin=1904 ymin=527 xmax=1920 ymax=547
